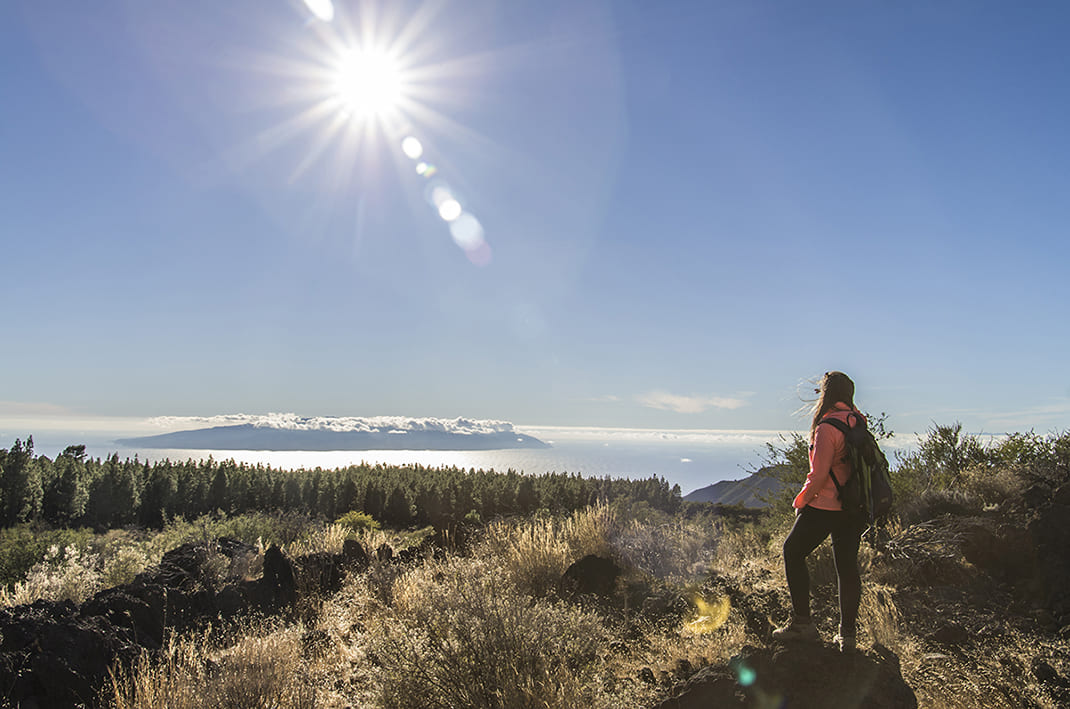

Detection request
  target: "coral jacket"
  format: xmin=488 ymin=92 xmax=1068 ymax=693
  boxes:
xmin=793 ymin=403 xmax=865 ymax=511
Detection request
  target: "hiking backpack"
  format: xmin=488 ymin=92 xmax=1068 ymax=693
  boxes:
xmin=819 ymin=413 xmax=894 ymax=532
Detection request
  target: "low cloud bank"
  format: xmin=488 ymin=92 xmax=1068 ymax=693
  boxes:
xmin=149 ymin=414 xmax=518 ymax=436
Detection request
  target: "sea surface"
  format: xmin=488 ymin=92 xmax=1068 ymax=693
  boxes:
xmin=9 ymin=424 xmax=807 ymax=496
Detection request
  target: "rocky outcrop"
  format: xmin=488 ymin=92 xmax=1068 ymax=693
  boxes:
xmin=654 ymin=643 xmax=917 ymax=709
xmin=559 ymin=554 xmax=621 ymax=599
xmin=0 ymin=537 xmax=373 ymax=708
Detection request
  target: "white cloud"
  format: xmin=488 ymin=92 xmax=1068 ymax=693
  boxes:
xmin=147 ymin=413 xmax=517 ymax=436
xmin=637 ymin=390 xmax=747 ymax=414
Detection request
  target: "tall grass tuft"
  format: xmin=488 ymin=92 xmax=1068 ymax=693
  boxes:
xmin=480 ymin=503 xmax=619 ymax=598
xmin=367 ymin=555 xmax=609 ymax=709
xmin=110 ymin=627 xmax=315 ymax=709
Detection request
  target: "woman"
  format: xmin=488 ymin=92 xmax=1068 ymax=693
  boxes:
xmin=772 ymin=371 xmax=863 ymax=652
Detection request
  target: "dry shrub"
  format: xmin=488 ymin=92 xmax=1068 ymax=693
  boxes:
xmin=710 ymin=521 xmax=784 ymax=589
xmin=110 ymin=627 xmax=315 ymax=709
xmin=101 ymin=544 xmax=153 ymax=587
xmin=612 ymin=518 xmax=719 ymax=581
xmin=959 ymin=464 xmax=1025 ymax=505
xmin=566 ymin=503 xmax=618 ymax=559
xmin=898 ymin=488 xmax=982 ymax=526
xmin=287 ymin=522 xmax=349 ymax=557
xmin=367 ymin=555 xmax=609 ymax=709
xmin=481 ymin=504 xmax=618 ymax=598
xmin=1 ymin=545 xmax=102 ymax=607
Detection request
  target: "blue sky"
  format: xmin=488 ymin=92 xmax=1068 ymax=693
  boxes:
xmin=3 ymin=0 xmax=1069 ymax=437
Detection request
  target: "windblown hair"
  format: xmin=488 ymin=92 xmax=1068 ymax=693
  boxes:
xmin=810 ymin=371 xmax=855 ymax=436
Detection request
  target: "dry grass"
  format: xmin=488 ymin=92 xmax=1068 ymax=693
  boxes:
xmin=480 ymin=504 xmax=618 ymax=598
xmin=363 ymin=555 xmax=613 ymax=709
xmin=286 ymin=522 xmax=349 ymax=558
xmin=113 ymin=501 xmax=1053 ymax=709
xmin=110 ymin=626 xmax=316 ymax=709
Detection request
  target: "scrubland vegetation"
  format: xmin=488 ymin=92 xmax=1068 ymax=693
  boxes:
xmin=2 ymin=423 xmax=1069 ymax=707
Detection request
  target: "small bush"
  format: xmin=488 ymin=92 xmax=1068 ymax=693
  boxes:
xmin=101 ymin=545 xmax=153 ymax=587
xmin=1 ymin=544 xmax=102 ymax=607
xmin=110 ymin=628 xmax=315 ymax=709
xmin=612 ymin=518 xmax=718 ymax=581
xmin=959 ymin=464 xmax=1025 ymax=505
xmin=898 ymin=488 xmax=982 ymax=526
xmin=369 ymin=556 xmax=608 ymax=709
xmin=0 ymin=525 xmax=96 ymax=588
xmin=287 ymin=523 xmax=348 ymax=557
xmin=335 ymin=510 xmax=380 ymax=533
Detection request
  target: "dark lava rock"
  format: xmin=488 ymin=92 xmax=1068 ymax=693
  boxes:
xmin=1031 ymin=658 xmax=1069 ymax=687
xmin=342 ymin=538 xmax=370 ymax=568
xmin=655 ymin=643 xmax=917 ymax=709
xmin=294 ymin=551 xmax=347 ymax=597
xmin=0 ymin=599 xmax=142 ymax=708
xmin=559 ymin=554 xmax=621 ymax=599
xmin=260 ymin=543 xmax=297 ymax=610
xmin=930 ymin=621 xmax=970 ymax=646
xmin=0 ymin=537 xmax=348 ymax=708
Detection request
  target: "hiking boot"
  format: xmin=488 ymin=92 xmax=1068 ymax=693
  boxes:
xmin=834 ymin=634 xmax=857 ymax=653
xmin=772 ymin=620 xmax=819 ymax=642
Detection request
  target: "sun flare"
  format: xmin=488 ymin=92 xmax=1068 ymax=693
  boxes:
xmin=331 ymin=47 xmax=404 ymax=118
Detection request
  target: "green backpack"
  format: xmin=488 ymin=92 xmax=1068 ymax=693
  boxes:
xmin=819 ymin=413 xmax=894 ymax=532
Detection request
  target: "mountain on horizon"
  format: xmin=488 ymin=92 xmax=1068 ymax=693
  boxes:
xmin=683 ymin=467 xmax=786 ymax=508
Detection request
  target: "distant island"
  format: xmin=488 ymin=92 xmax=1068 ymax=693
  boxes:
xmin=117 ymin=415 xmax=551 ymax=451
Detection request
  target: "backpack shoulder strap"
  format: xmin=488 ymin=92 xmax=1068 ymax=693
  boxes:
xmin=816 ymin=416 xmax=851 ymax=492
xmin=818 ymin=416 xmax=850 ymax=436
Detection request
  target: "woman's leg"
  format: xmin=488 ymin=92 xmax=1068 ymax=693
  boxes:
xmin=782 ymin=507 xmax=833 ymax=621
xmin=830 ymin=517 xmax=862 ymax=636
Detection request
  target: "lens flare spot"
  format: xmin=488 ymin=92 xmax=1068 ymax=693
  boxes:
xmin=302 ymin=0 xmax=334 ymax=22
xmin=438 ymin=199 xmax=462 ymax=222
xmin=737 ymin=664 xmax=757 ymax=687
xmin=401 ymin=136 xmax=423 ymax=159
xmin=684 ymin=595 xmax=731 ymax=635
xmin=449 ymin=213 xmax=484 ymax=250
xmin=416 ymin=162 xmax=437 ymax=177
xmin=429 ymin=185 xmax=453 ymax=208
xmin=466 ymin=241 xmax=492 ymax=267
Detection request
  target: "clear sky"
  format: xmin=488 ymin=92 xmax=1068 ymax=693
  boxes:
xmin=3 ymin=0 xmax=1069 ymax=437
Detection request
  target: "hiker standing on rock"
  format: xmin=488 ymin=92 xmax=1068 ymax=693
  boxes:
xmin=773 ymin=370 xmax=863 ymax=653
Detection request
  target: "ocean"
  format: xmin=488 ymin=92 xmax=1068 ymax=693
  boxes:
xmin=10 ymin=424 xmax=804 ymax=497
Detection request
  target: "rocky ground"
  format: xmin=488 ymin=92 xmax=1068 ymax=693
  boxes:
xmin=2 ymin=476 xmax=1068 ymax=708
xmin=654 ymin=478 xmax=1070 ymax=709
xmin=0 ymin=537 xmax=372 ymax=707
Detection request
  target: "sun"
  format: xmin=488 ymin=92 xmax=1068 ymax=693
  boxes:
xmin=330 ymin=47 xmax=405 ymax=118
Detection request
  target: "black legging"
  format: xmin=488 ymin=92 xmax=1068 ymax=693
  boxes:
xmin=782 ymin=506 xmax=862 ymax=635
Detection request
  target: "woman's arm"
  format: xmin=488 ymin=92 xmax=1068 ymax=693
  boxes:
xmin=792 ymin=424 xmax=838 ymax=509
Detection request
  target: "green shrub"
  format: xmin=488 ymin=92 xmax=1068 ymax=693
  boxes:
xmin=335 ymin=510 xmax=380 ymax=533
